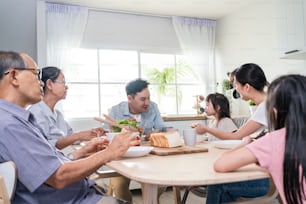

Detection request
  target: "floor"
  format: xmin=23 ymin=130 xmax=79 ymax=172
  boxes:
xmin=93 ymin=175 xmax=280 ymax=204
xmin=131 ymin=187 xmax=205 ymax=204
xmin=93 ymin=175 xmax=205 ymax=204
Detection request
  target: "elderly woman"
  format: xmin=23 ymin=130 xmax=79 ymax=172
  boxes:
xmin=29 ymin=66 xmax=105 ymax=150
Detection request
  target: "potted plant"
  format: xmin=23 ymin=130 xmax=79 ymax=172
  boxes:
xmin=145 ymin=60 xmax=194 ymax=107
xmin=222 ymin=79 xmax=231 ymax=94
xmin=249 ymin=100 xmax=257 ymax=115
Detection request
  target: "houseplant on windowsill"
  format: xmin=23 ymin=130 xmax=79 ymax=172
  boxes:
xmin=222 ymin=79 xmax=231 ymax=94
xmin=249 ymin=100 xmax=257 ymax=115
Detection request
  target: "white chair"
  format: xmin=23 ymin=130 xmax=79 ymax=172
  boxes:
xmin=0 ymin=175 xmax=10 ymax=204
xmin=0 ymin=161 xmax=17 ymax=204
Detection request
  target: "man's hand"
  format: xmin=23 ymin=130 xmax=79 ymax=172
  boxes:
xmin=91 ymin=127 xmax=108 ymax=137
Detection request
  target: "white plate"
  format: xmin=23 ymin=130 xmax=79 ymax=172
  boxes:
xmin=211 ymin=140 xmax=243 ymax=149
xmin=123 ymin=146 xmax=154 ymax=158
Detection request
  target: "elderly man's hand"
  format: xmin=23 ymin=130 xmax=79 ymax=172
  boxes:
xmin=76 ymin=127 xmax=108 ymax=142
xmin=105 ymin=132 xmax=140 ymax=159
xmin=72 ymin=137 xmax=109 ymax=159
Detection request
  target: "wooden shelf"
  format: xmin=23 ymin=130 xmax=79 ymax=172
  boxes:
xmin=162 ymin=115 xmax=207 ymax=121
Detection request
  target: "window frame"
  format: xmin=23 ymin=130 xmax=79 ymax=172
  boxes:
xmin=61 ymin=48 xmax=205 ymax=119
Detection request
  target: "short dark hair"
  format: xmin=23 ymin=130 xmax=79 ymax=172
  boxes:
xmin=41 ymin=66 xmax=62 ymax=92
xmin=0 ymin=51 xmax=26 ymax=80
xmin=125 ymin=79 xmax=149 ymax=96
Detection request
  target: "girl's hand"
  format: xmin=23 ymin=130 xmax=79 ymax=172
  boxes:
xmin=229 ymin=136 xmax=253 ymax=152
xmin=194 ymin=123 xmax=208 ymax=134
xmin=242 ymin=136 xmax=253 ymax=145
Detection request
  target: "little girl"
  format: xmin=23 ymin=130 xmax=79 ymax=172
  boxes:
xmin=204 ymin=93 xmax=237 ymax=141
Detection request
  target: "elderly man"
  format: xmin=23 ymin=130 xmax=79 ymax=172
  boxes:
xmin=0 ymin=51 xmax=139 ymax=204
xmin=108 ymin=78 xmax=168 ymax=202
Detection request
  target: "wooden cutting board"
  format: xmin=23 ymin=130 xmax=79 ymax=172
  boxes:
xmin=150 ymin=145 xmax=208 ymax=156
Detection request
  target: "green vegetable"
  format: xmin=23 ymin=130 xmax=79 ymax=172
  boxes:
xmin=113 ymin=119 xmax=138 ymax=132
xmin=113 ymin=127 xmax=122 ymax=133
xmin=249 ymin=100 xmax=256 ymax=106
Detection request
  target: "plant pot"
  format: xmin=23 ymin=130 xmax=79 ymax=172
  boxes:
xmin=249 ymin=106 xmax=257 ymax=115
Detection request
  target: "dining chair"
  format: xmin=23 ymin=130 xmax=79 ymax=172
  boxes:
xmin=179 ymin=177 xmax=278 ymax=204
xmin=93 ymin=167 xmax=120 ymax=180
xmin=232 ymin=116 xmax=249 ymax=129
xmin=225 ymin=177 xmax=279 ymax=204
xmin=0 ymin=161 xmax=17 ymax=204
xmin=179 ymin=185 xmax=206 ymax=204
xmin=90 ymin=166 xmax=121 ymax=196
xmin=0 ymin=175 xmax=10 ymax=204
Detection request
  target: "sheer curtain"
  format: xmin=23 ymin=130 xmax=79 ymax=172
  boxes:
xmin=172 ymin=16 xmax=216 ymax=94
xmin=46 ymin=3 xmax=88 ymax=67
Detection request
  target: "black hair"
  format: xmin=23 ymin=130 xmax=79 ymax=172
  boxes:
xmin=41 ymin=66 xmax=62 ymax=92
xmin=0 ymin=51 xmax=26 ymax=80
xmin=229 ymin=68 xmax=240 ymax=98
xmin=125 ymin=79 xmax=149 ymax=96
xmin=206 ymin=93 xmax=231 ymax=120
xmin=266 ymin=74 xmax=306 ymax=204
xmin=235 ymin=63 xmax=268 ymax=91
xmin=227 ymin=68 xmax=238 ymax=80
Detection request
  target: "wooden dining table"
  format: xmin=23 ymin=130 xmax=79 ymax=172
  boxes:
xmin=105 ymin=142 xmax=270 ymax=204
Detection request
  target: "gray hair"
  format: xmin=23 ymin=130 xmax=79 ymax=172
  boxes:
xmin=0 ymin=51 xmax=26 ymax=80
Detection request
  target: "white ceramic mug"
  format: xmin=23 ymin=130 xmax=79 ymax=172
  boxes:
xmin=183 ymin=129 xmax=197 ymax=146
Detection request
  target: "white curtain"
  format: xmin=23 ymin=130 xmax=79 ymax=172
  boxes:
xmin=172 ymin=16 xmax=216 ymax=94
xmin=46 ymin=3 xmax=88 ymax=67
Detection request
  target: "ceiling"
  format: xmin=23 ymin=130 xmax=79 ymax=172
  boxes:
xmin=48 ymin=0 xmax=255 ymax=20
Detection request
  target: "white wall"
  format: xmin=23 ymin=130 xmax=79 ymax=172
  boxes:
xmin=215 ymin=0 xmax=306 ymax=115
xmin=0 ymin=0 xmax=37 ymax=60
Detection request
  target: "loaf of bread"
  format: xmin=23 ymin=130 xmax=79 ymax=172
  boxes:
xmin=150 ymin=131 xmax=184 ymax=148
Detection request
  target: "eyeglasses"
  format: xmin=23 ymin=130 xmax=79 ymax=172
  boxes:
xmin=54 ymin=80 xmax=67 ymax=86
xmin=4 ymin=67 xmax=42 ymax=80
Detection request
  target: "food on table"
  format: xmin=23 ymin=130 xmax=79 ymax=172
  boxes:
xmin=92 ymin=127 xmax=107 ymax=137
xmin=113 ymin=119 xmax=138 ymax=132
xmin=191 ymin=124 xmax=197 ymax=128
xmin=121 ymin=128 xmax=141 ymax=146
xmin=150 ymin=131 xmax=184 ymax=148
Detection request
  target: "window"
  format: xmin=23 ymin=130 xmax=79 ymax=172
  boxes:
xmin=60 ymin=48 xmax=204 ymax=118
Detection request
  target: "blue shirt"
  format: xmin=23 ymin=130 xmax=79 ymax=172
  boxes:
xmin=29 ymin=101 xmax=73 ymax=147
xmin=0 ymin=99 xmax=101 ymax=204
xmin=109 ymin=101 xmax=166 ymax=134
